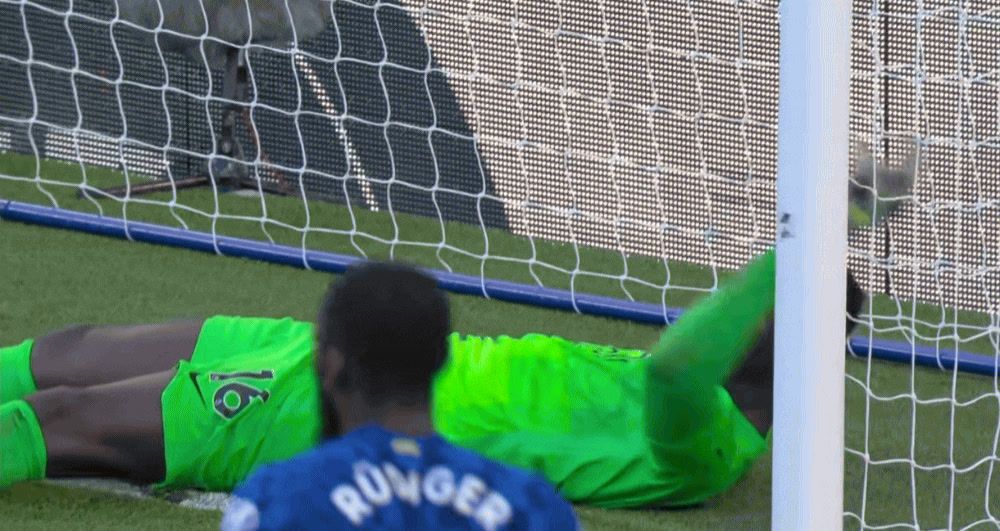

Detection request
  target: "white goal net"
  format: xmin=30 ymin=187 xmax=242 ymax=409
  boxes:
xmin=0 ymin=0 xmax=778 ymax=308
xmin=846 ymin=1 xmax=1000 ymax=529
xmin=1 ymin=0 xmax=998 ymax=527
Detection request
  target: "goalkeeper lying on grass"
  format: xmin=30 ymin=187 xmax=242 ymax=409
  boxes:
xmin=0 ymin=250 xmax=862 ymax=508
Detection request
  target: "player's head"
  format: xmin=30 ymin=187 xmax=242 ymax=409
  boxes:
xmin=727 ymin=269 xmax=866 ymax=435
xmin=315 ymin=261 xmax=450 ymax=437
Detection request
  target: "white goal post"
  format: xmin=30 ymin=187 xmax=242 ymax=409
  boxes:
xmin=773 ymin=1 xmax=852 ymax=529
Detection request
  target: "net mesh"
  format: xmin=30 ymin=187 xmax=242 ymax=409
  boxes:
xmin=0 ymin=0 xmax=777 ymax=304
xmin=846 ymin=2 xmax=1000 ymax=528
xmin=1 ymin=0 xmax=999 ymax=527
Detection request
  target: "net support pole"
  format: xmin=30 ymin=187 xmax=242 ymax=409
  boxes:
xmin=772 ymin=1 xmax=852 ymax=529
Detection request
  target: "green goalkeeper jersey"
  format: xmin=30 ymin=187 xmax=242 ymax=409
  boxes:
xmin=435 ymin=333 xmax=767 ymax=508
xmin=159 ymin=316 xmax=766 ymax=508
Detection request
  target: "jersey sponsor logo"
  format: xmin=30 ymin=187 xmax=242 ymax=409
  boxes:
xmin=583 ymin=343 xmax=646 ymax=361
xmin=200 ymin=370 xmax=276 ymax=420
xmin=330 ymin=460 xmax=512 ymax=530
xmin=390 ymin=437 xmax=421 ymax=457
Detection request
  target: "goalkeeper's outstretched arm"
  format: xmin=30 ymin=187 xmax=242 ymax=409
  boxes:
xmin=645 ymin=251 xmax=775 ymax=439
xmin=642 ymin=251 xmax=776 ymax=503
xmin=643 ymin=249 xmax=864 ymax=504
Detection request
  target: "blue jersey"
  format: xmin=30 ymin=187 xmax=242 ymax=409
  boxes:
xmin=221 ymin=424 xmax=578 ymax=530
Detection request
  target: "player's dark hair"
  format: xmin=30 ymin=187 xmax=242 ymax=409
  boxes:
xmin=317 ymin=262 xmax=450 ymax=407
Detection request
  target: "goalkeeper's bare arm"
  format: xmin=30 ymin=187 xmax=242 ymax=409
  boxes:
xmin=0 ymin=254 xmax=862 ymax=507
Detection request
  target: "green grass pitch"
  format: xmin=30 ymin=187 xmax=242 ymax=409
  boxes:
xmin=2 ymin=154 xmax=999 ymax=529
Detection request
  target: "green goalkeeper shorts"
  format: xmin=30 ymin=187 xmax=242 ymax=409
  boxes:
xmin=158 ymin=316 xmax=321 ymax=490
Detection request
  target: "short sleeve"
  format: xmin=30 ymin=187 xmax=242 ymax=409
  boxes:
xmin=233 ymin=467 xmax=269 ymax=504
